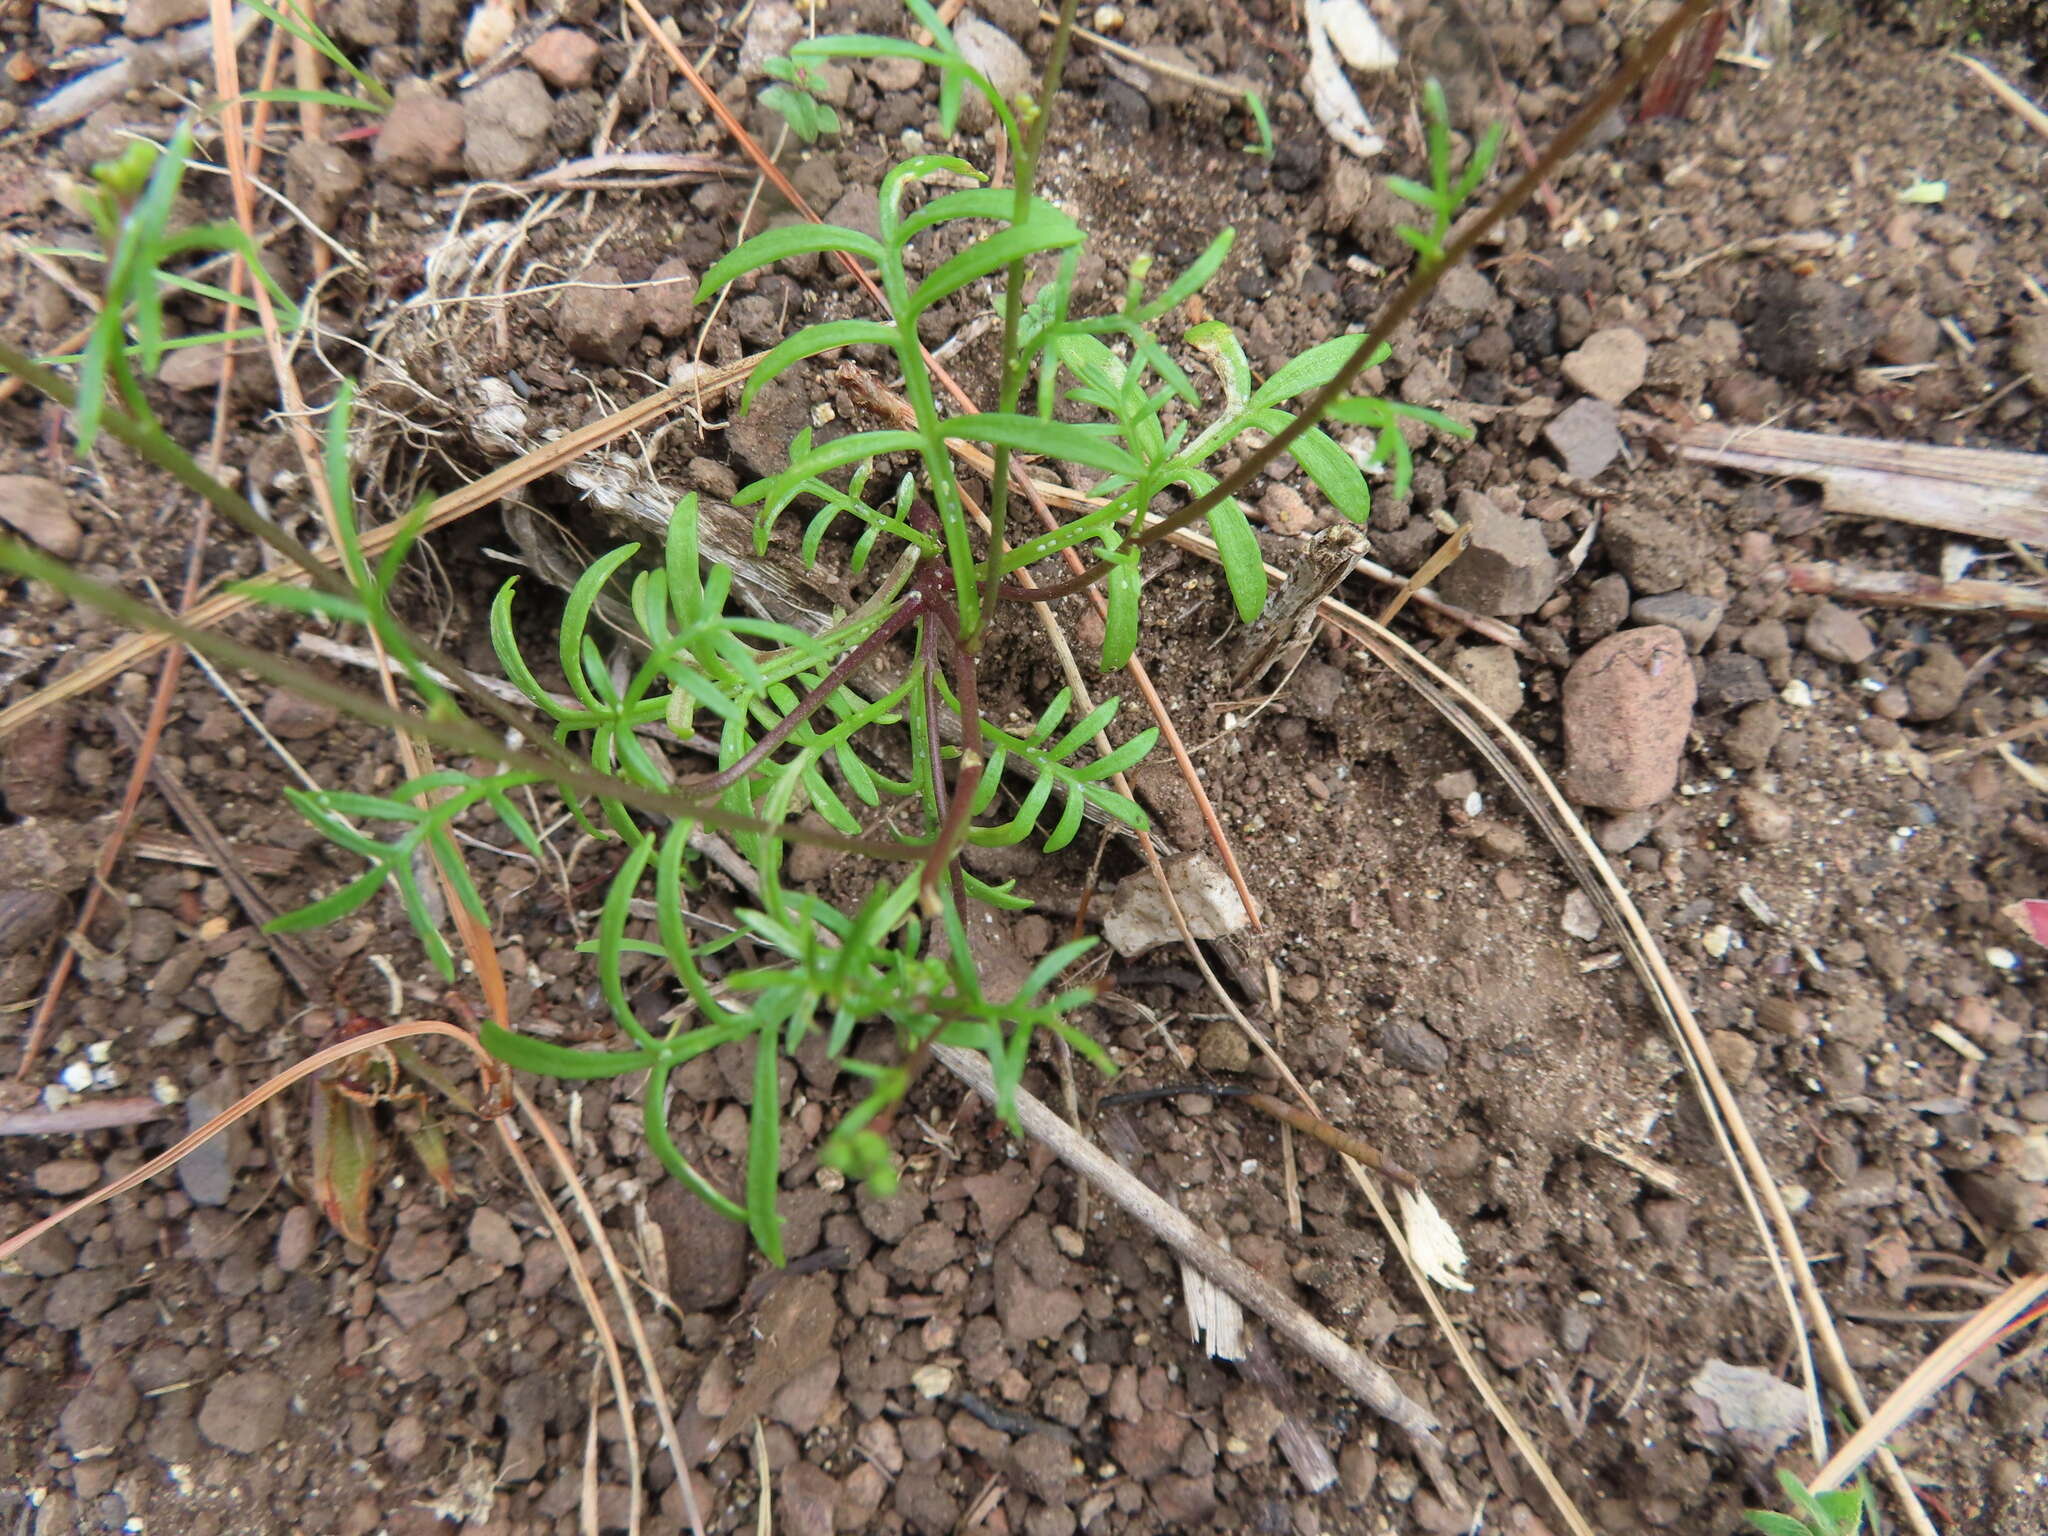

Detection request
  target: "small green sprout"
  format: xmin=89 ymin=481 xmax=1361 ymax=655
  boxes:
xmin=1385 ymin=77 xmax=1507 ymax=267
xmin=1745 ymin=1470 xmax=1866 ymax=1536
xmin=760 ymin=56 xmax=842 ymax=143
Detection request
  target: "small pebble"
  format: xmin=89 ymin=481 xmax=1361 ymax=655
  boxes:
xmin=32 ymin=1157 xmax=100 ymax=1196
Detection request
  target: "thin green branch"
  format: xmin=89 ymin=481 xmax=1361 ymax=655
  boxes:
xmin=0 ymin=536 xmax=923 ymax=861
xmin=1023 ymin=0 xmax=1717 ymax=601
xmin=971 ymin=0 xmax=1082 ymax=650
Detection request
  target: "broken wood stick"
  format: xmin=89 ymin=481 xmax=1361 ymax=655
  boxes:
xmin=933 ymin=1042 xmax=1446 ymax=1457
xmin=1780 ymin=561 xmax=2048 ymax=621
xmin=1672 ymin=422 xmax=2048 ymax=546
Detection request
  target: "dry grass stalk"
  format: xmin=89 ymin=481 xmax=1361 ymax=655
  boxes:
xmin=1815 ymin=1271 xmax=2048 ymax=1493
xmin=0 ymin=359 xmax=754 ymax=745
xmin=0 ymin=1020 xmax=503 ymax=1264
xmin=932 ymin=1043 xmax=1445 ymax=1451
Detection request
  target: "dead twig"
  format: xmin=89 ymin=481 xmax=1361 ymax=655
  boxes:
xmin=932 ymin=1043 xmax=1445 ymax=1452
xmin=1670 ymin=421 xmax=2048 ymax=546
xmin=0 ymin=1098 xmax=166 ymax=1136
xmin=106 ymin=707 xmax=326 ymax=995
xmin=1778 ymin=560 xmax=2048 ymax=620
xmin=1952 ymin=52 xmax=2048 ymax=144
xmin=19 ymin=6 xmax=260 ymax=135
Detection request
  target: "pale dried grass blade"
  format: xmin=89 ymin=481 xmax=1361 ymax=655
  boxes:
xmin=1815 ymin=1272 xmax=2048 ymax=1492
xmin=752 ymin=1418 xmax=774 ymax=1536
xmin=1181 ymin=1260 xmax=1247 ymax=1361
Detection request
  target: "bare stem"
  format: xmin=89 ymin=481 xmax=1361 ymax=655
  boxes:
xmin=697 ymin=593 xmax=923 ymax=794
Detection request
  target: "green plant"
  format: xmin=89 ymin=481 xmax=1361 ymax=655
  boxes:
xmin=52 ymin=124 xmax=302 ymax=454
xmin=2 ymin=0 xmax=1654 ymax=1264
xmin=1746 ymin=1471 xmax=1867 ymax=1536
xmin=759 ymin=55 xmax=842 ymax=143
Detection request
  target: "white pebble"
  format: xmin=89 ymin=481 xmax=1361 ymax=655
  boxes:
xmin=1781 ymin=679 xmax=1814 ymax=708
xmin=60 ymin=1061 xmax=93 ymax=1092
xmin=1987 ymin=947 xmax=2020 ymax=970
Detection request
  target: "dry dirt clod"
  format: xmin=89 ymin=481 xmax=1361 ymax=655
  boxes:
xmin=373 ymin=90 xmax=466 ymax=186
xmin=2010 ymin=314 xmax=2048 ymax=398
xmin=1434 ymin=495 xmax=1557 ymax=618
xmin=466 ymin=1206 xmax=522 ymax=1267
xmin=1722 ymin=701 xmax=1783 ymax=772
xmin=1903 ymin=643 xmax=1967 ymax=721
xmin=1560 ymin=326 xmax=1647 ymax=404
xmin=261 ymin=687 xmax=338 ymax=741
xmin=555 ymin=262 xmax=644 ymax=365
xmin=1541 ymin=397 xmax=1622 ymax=480
xmin=2 ymin=706 xmax=71 ymax=816
xmin=122 ymin=0 xmax=205 ymax=37
xmin=648 ymin=1178 xmax=749 ymax=1309
xmin=176 ymin=1076 xmax=242 ymax=1208
xmin=197 ymin=1369 xmax=291 ymax=1454
xmin=32 ymin=1156 xmax=99 ymax=1195
xmin=644 ymin=257 xmax=698 ymax=340
xmin=1600 ymin=502 xmax=1706 ymax=596
xmin=1735 ymin=786 xmax=1794 ymax=844
xmin=1448 ymin=644 xmax=1523 ymax=720
xmin=461 ymin=69 xmax=552 ymax=181
xmin=58 ymin=1366 xmax=139 ymax=1454
xmin=1628 ymin=592 xmax=1724 ymax=653
xmin=953 ymin=15 xmax=1031 ymax=129
xmin=284 ymin=140 xmax=365 ymax=230
xmin=210 ymin=948 xmax=283 ymax=1033
xmin=1747 ymin=270 xmax=1874 ymax=382
xmin=1562 ymin=626 xmax=1695 ymax=811
xmin=1685 ymin=1360 xmax=1807 ymax=1460
xmin=524 ymin=27 xmax=600 ymax=89
xmin=1258 ymin=481 xmax=1314 ymax=535
xmin=1801 ymin=601 xmax=1875 ymax=665
xmin=1874 ymin=304 xmax=1940 ymax=366
xmin=1195 ymin=1017 xmax=1251 ymax=1073
xmin=0 ymin=475 xmax=83 ymax=558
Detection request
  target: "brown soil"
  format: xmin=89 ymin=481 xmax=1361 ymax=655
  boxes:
xmin=2 ymin=2 xmax=2046 ymax=1535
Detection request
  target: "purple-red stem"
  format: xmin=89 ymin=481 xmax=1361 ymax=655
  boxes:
xmin=697 ymin=592 xmax=924 ymax=795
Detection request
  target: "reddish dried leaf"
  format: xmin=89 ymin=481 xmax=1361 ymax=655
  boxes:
xmin=1637 ymin=5 xmax=1729 ymax=122
xmin=311 ymin=1079 xmax=379 ymax=1247
xmin=2021 ymin=899 xmax=2048 ymax=948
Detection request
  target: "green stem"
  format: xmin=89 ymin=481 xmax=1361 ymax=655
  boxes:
xmin=0 ymin=339 xmax=346 ymax=595
xmin=1021 ymin=0 xmax=1717 ymax=603
xmin=0 ymin=338 xmax=596 ymax=776
xmin=968 ymin=0 xmax=1082 ymax=652
xmin=0 ymin=535 xmax=921 ymax=861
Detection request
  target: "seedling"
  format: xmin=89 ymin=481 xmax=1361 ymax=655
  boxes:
xmin=759 ymin=56 xmax=841 ymax=143
xmin=1746 ymin=1470 xmax=1867 ymax=1536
